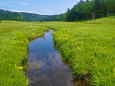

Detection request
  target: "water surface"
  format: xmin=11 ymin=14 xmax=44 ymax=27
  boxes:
xmin=27 ymin=30 xmax=84 ymax=86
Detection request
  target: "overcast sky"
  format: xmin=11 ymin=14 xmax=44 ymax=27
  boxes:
xmin=0 ymin=0 xmax=84 ymax=15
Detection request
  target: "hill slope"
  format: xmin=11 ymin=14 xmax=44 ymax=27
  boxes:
xmin=0 ymin=9 xmax=51 ymax=22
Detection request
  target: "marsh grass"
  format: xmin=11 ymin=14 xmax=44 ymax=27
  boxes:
xmin=0 ymin=21 xmax=49 ymax=86
xmin=44 ymin=16 xmax=115 ymax=86
xmin=0 ymin=16 xmax=115 ymax=86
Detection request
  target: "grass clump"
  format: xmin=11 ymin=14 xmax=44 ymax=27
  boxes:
xmin=0 ymin=21 xmax=49 ymax=86
xmin=45 ymin=16 xmax=115 ymax=85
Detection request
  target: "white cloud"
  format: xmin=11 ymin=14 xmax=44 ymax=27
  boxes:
xmin=9 ymin=9 xmax=40 ymax=14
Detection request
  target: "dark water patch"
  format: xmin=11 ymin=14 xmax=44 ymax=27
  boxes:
xmin=26 ymin=30 xmax=88 ymax=86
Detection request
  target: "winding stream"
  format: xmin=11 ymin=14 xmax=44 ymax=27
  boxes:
xmin=26 ymin=30 xmax=86 ymax=86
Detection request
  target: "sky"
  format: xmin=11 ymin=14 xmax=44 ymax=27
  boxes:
xmin=0 ymin=0 xmax=81 ymax=15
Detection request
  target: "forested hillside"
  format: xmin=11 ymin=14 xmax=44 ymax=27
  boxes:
xmin=0 ymin=0 xmax=115 ymax=22
xmin=18 ymin=12 xmax=50 ymax=22
xmin=42 ymin=0 xmax=115 ymax=21
xmin=0 ymin=9 xmax=50 ymax=22
xmin=0 ymin=9 xmax=23 ymax=21
xmin=65 ymin=0 xmax=115 ymax=21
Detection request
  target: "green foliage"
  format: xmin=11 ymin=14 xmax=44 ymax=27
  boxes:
xmin=0 ymin=9 xmax=50 ymax=22
xmin=45 ymin=16 xmax=115 ymax=85
xmin=0 ymin=9 xmax=24 ymax=21
xmin=65 ymin=0 xmax=115 ymax=21
xmin=13 ymin=32 xmax=29 ymax=47
xmin=19 ymin=12 xmax=50 ymax=22
xmin=0 ymin=16 xmax=115 ymax=86
xmin=0 ymin=21 xmax=49 ymax=86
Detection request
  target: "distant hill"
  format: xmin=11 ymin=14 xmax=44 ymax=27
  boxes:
xmin=0 ymin=9 xmax=23 ymax=21
xmin=0 ymin=9 xmax=53 ymax=22
xmin=18 ymin=12 xmax=50 ymax=22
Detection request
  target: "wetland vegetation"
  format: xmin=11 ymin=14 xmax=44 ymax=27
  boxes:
xmin=0 ymin=0 xmax=115 ymax=86
xmin=0 ymin=16 xmax=115 ymax=86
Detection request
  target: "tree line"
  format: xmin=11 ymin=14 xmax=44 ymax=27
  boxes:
xmin=65 ymin=0 xmax=115 ymax=21
xmin=0 ymin=9 xmax=24 ymax=22
xmin=0 ymin=0 xmax=115 ymax=22
xmin=0 ymin=9 xmax=50 ymax=22
xmin=42 ymin=0 xmax=115 ymax=21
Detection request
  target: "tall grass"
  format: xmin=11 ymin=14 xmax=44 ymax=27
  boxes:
xmin=0 ymin=16 xmax=115 ymax=86
xmin=0 ymin=21 xmax=49 ymax=86
xmin=44 ymin=16 xmax=115 ymax=85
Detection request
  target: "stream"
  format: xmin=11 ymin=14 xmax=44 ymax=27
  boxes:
xmin=26 ymin=30 xmax=87 ymax=86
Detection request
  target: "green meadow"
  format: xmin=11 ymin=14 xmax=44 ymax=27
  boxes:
xmin=0 ymin=21 xmax=49 ymax=86
xmin=0 ymin=16 xmax=115 ymax=86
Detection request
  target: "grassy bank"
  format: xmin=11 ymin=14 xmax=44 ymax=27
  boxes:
xmin=44 ymin=16 xmax=115 ymax=85
xmin=0 ymin=16 xmax=115 ymax=86
xmin=0 ymin=21 xmax=49 ymax=86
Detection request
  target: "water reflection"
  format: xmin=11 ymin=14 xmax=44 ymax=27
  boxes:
xmin=27 ymin=30 xmax=87 ymax=86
